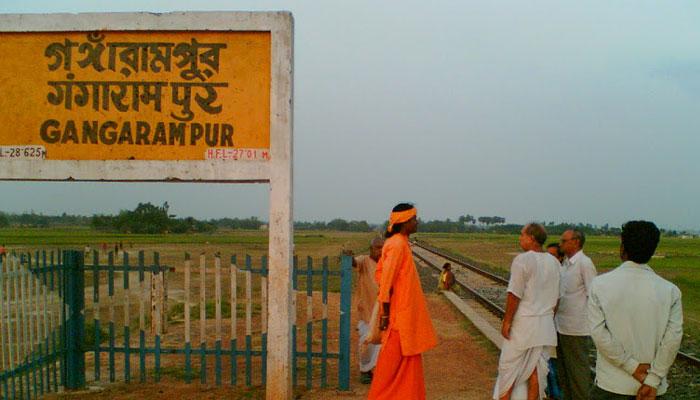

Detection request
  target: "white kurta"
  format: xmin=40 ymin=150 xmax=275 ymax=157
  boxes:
xmin=588 ymin=261 xmax=683 ymax=395
xmin=494 ymin=251 xmax=560 ymax=400
xmin=556 ymin=250 xmax=597 ymax=336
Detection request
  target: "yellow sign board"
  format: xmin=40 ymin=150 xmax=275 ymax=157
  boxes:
xmin=0 ymin=31 xmax=271 ymax=161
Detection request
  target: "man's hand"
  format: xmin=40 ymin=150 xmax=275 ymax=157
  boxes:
xmin=632 ymin=363 xmax=651 ymax=383
xmin=501 ymin=320 xmax=512 ymax=340
xmin=342 ymin=249 xmax=357 ymax=267
xmin=636 ymin=384 xmax=657 ymax=400
xmin=379 ymin=315 xmax=389 ymax=331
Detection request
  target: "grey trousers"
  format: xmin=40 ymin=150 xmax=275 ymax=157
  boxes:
xmin=556 ymin=334 xmax=592 ymax=400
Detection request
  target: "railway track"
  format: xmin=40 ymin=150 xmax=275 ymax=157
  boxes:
xmin=412 ymin=240 xmax=509 ymax=285
xmin=413 ymin=248 xmax=504 ymax=319
xmin=412 ymin=241 xmax=700 ymax=369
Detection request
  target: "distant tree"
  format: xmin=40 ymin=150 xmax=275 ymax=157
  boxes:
xmin=327 ymin=218 xmax=350 ymax=231
xmin=0 ymin=213 xmax=8 ymax=228
xmin=493 ymin=216 xmax=506 ymax=224
xmin=112 ymin=202 xmax=170 ymax=233
xmin=91 ymin=214 xmax=116 ymax=231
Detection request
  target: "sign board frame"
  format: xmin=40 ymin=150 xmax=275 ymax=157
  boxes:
xmin=0 ymin=11 xmax=294 ymax=399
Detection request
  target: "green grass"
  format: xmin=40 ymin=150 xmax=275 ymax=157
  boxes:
xmin=416 ymin=232 xmax=700 ymax=353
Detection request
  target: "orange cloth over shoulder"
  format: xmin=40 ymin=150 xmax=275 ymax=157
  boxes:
xmin=375 ymin=233 xmax=437 ymax=356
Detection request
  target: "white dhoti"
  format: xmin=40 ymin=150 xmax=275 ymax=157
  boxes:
xmin=493 ymin=342 xmax=552 ymax=400
xmin=357 ymin=320 xmax=381 ymax=372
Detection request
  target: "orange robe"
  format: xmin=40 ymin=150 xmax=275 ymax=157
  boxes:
xmin=368 ymin=234 xmax=437 ymax=400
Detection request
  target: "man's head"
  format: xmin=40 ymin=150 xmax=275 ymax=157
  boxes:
xmin=546 ymin=243 xmax=564 ymax=263
xmin=442 ymin=262 xmax=451 ymax=271
xmin=519 ymin=223 xmax=547 ymax=251
xmin=620 ymin=220 xmax=660 ymax=264
xmin=559 ymin=229 xmax=585 ymax=257
xmin=369 ymin=237 xmax=384 ymax=261
xmin=385 ymin=203 xmax=418 ymax=238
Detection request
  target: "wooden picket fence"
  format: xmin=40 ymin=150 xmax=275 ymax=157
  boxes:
xmin=0 ymin=250 xmax=352 ymax=400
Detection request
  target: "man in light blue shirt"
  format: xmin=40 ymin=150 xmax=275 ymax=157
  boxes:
xmin=588 ymin=221 xmax=683 ymax=399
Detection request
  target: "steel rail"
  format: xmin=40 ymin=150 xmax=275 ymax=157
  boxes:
xmin=413 ymin=249 xmax=505 ymax=318
xmin=676 ymin=351 xmax=700 ymax=367
xmin=412 ymin=240 xmax=509 ymax=285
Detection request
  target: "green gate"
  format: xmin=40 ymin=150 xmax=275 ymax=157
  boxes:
xmin=0 ymin=251 xmax=352 ymax=399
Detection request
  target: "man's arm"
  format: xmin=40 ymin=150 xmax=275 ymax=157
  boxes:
xmin=643 ymin=288 xmax=683 ymax=389
xmin=502 ymin=292 xmax=521 ymax=339
xmin=502 ymin=256 xmax=526 ymax=339
xmin=377 ymin=244 xmax=401 ymax=330
xmin=581 ymin=258 xmax=597 ymax=295
xmin=380 ymin=302 xmax=391 ymax=330
xmin=588 ymin=282 xmax=642 ymax=376
xmin=342 ymin=250 xmax=358 ymax=268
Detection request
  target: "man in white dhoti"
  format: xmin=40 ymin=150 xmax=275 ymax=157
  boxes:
xmin=494 ymin=223 xmax=560 ymax=400
xmin=351 ymin=237 xmax=384 ymax=384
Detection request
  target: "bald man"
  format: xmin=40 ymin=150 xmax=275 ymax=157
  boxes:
xmin=352 ymin=237 xmax=384 ymax=383
xmin=494 ymin=223 xmax=560 ymax=400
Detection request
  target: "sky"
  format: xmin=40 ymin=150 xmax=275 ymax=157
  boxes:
xmin=1 ymin=1 xmax=700 ymax=230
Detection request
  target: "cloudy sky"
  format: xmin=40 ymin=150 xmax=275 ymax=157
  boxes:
xmin=1 ymin=1 xmax=699 ymax=229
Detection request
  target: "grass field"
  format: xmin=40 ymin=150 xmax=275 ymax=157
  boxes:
xmin=2 ymin=227 xmax=697 ymax=351
xmin=414 ymin=232 xmax=700 ymax=355
xmin=0 ymin=227 xmax=377 ymax=270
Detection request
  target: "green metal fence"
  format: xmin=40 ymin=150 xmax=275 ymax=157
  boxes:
xmin=0 ymin=250 xmax=352 ymax=399
xmin=0 ymin=251 xmax=75 ymax=400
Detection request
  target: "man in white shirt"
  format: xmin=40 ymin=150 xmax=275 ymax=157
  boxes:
xmin=588 ymin=221 xmax=683 ymax=399
xmin=493 ymin=223 xmax=560 ymax=400
xmin=555 ymin=229 xmax=597 ymax=399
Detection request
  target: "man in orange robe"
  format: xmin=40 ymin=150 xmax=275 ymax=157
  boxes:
xmin=367 ymin=203 xmax=437 ymax=400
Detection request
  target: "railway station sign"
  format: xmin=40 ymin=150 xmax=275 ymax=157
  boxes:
xmin=0 ymin=12 xmax=292 ymax=183
xmin=0 ymin=12 xmax=294 ymax=400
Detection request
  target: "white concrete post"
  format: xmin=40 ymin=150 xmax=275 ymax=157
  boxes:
xmin=267 ymin=12 xmax=294 ymax=400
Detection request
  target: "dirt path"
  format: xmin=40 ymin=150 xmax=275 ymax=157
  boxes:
xmin=302 ymin=293 xmax=499 ymax=400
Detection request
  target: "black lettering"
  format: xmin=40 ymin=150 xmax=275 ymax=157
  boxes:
xmin=82 ymin=121 xmax=98 ymax=144
xmin=169 ymin=122 xmax=185 ymax=146
xmin=135 ymin=121 xmax=150 ymax=145
xmin=152 ymin=122 xmax=166 ymax=145
xmin=99 ymin=121 xmax=118 ymax=144
xmin=205 ymin=123 xmax=219 ymax=146
xmin=61 ymin=120 xmax=79 ymax=144
xmin=221 ymin=124 xmax=234 ymax=146
xmin=39 ymin=119 xmax=61 ymax=144
xmin=118 ymin=122 xmax=134 ymax=144
xmin=190 ymin=123 xmax=203 ymax=145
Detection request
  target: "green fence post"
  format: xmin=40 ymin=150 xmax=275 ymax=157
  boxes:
xmin=338 ymin=255 xmax=352 ymax=391
xmin=261 ymin=256 xmax=268 ymax=386
xmin=321 ymin=256 xmax=329 ymax=388
xmin=305 ymin=257 xmax=313 ymax=389
xmin=291 ymin=256 xmax=298 ymax=387
xmin=63 ymin=250 xmax=85 ymax=390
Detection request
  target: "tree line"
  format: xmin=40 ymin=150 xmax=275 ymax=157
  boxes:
xmin=0 ymin=207 xmax=689 ymax=236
